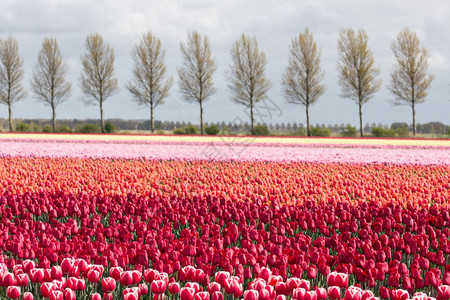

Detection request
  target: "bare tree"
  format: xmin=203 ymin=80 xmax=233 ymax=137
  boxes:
xmin=282 ymin=28 xmax=325 ymax=136
xmin=31 ymin=38 xmax=71 ymax=131
xmin=337 ymin=28 xmax=381 ymax=137
xmin=127 ymin=32 xmax=173 ymax=133
xmin=226 ymin=34 xmax=272 ymax=135
xmin=0 ymin=36 xmax=27 ymax=132
xmin=80 ymin=33 xmax=119 ymax=133
xmin=389 ymin=27 xmax=434 ymax=136
xmin=178 ymin=31 xmax=216 ymax=134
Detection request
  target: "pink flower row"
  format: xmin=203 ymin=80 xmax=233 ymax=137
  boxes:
xmin=0 ymin=139 xmax=449 ymax=165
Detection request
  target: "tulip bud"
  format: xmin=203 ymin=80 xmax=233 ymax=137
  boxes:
xmin=139 ymin=283 xmax=149 ymax=295
xmin=123 ymin=291 xmax=139 ymax=300
xmin=30 ymin=268 xmax=45 ymax=283
xmin=195 ymin=291 xmax=211 ymax=300
xmin=211 ymin=291 xmax=224 ymax=300
xmin=379 ymin=287 xmax=390 ymax=300
xmin=180 ymin=287 xmax=196 ymax=300
xmin=244 ymin=290 xmax=259 ymax=300
xmin=169 ymin=282 xmax=181 ymax=295
xmin=7 ymin=286 xmax=21 ymax=299
xmin=101 ymin=277 xmax=116 ymax=293
xmin=437 ymin=285 xmax=450 ymax=300
xmin=275 ymin=282 xmax=287 ymax=295
xmin=307 ymin=265 xmax=317 ymax=279
xmin=91 ymin=293 xmax=102 ymax=300
xmin=41 ymin=282 xmax=56 ymax=298
xmin=63 ymin=288 xmax=76 ymax=300
xmin=276 ymin=296 xmax=287 ymax=300
xmin=316 ymin=288 xmax=327 ymax=300
xmin=49 ymin=290 xmax=64 ymax=300
xmin=61 ymin=258 xmax=74 ymax=274
xmin=293 ymin=288 xmax=307 ymax=300
xmin=328 ymin=286 xmax=340 ymax=300
xmin=209 ymin=282 xmax=221 ymax=294
xmin=51 ymin=266 xmax=63 ymax=280
xmin=120 ymin=271 xmax=134 ymax=286
xmin=3 ymin=272 xmax=17 ymax=286
xmin=144 ymin=269 xmax=159 ymax=283
xmin=391 ymin=289 xmax=409 ymax=300
xmin=16 ymin=273 xmax=29 ymax=286
xmin=22 ymin=292 xmax=34 ymax=300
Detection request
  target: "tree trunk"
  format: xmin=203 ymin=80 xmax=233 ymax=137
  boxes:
xmin=250 ymin=104 xmax=254 ymax=135
xmin=306 ymin=104 xmax=310 ymax=137
xmin=150 ymin=105 xmax=155 ymax=133
xmin=199 ymin=102 xmax=204 ymax=135
xmin=52 ymin=105 xmax=56 ymax=132
xmin=8 ymin=103 xmax=12 ymax=132
xmin=100 ymin=101 xmax=105 ymax=133
xmin=359 ymin=102 xmax=363 ymax=137
xmin=412 ymin=102 xmax=416 ymax=136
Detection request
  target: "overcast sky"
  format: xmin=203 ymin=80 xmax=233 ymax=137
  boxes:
xmin=1 ymin=0 xmax=449 ymax=127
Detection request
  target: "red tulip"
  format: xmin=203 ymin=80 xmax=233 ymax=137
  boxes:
xmin=152 ymin=279 xmax=167 ymax=294
xmin=3 ymin=272 xmax=17 ymax=286
xmin=344 ymin=288 xmax=362 ymax=300
xmin=123 ymin=291 xmax=139 ymax=300
xmin=215 ymin=271 xmax=230 ymax=286
xmin=305 ymin=291 xmax=318 ymax=300
xmin=328 ymin=286 xmax=341 ymax=300
xmin=63 ymin=288 xmax=76 ymax=300
xmin=260 ymin=267 xmax=272 ymax=282
xmin=244 ymin=290 xmax=259 ymax=300
xmin=211 ymin=291 xmax=224 ymax=300
xmin=139 ymin=283 xmax=149 ymax=295
xmin=90 ymin=293 xmax=102 ymax=300
xmin=49 ymin=290 xmax=64 ymax=300
xmin=379 ymin=287 xmax=390 ymax=300
xmin=169 ymin=282 xmax=181 ymax=295
xmin=195 ymin=291 xmax=211 ymax=300
xmin=16 ymin=273 xmax=29 ymax=286
xmin=87 ymin=270 xmax=101 ymax=283
xmin=120 ymin=271 xmax=134 ymax=286
xmin=361 ymin=290 xmax=374 ymax=300
xmin=437 ymin=285 xmax=450 ymax=300
xmin=61 ymin=258 xmax=74 ymax=274
xmin=7 ymin=286 xmax=20 ymax=299
xmin=391 ymin=289 xmax=409 ymax=300
xmin=110 ymin=267 xmax=123 ymax=280
xmin=132 ymin=270 xmax=142 ymax=284
xmin=293 ymin=288 xmax=307 ymax=300
xmin=209 ymin=282 xmax=221 ymax=294
xmin=275 ymin=282 xmax=287 ymax=295
xmin=104 ymin=293 xmax=114 ymax=300
xmin=307 ymin=265 xmax=317 ymax=279
xmin=22 ymin=260 xmax=36 ymax=273
xmin=287 ymin=278 xmax=302 ymax=292
xmin=316 ymin=288 xmax=327 ymax=300
xmin=276 ymin=296 xmax=287 ymax=300
xmin=102 ymin=277 xmax=116 ymax=292
xmin=23 ymin=292 xmax=34 ymax=300
xmin=180 ymin=287 xmax=196 ymax=300
xmin=144 ymin=269 xmax=159 ymax=283
xmin=41 ymin=282 xmax=56 ymax=298
xmin=30 ymin=268 xmax=45 ymax=283
xmin=259 ymin=288 xmax=271 ymax=300
xmin=51 ymin=266 xmax=63 ymax=280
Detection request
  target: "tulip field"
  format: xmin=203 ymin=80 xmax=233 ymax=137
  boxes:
xmin=0 ymin=134 xmax=449 ymax=300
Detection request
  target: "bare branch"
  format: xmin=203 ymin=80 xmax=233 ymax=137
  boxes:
xmin=0 ymin=36 xmax=27 ymax=131
xmin=127 ymin=32 xmax=173 ymax=133
xmin=226 ymin=34 xmax=272 ymax=134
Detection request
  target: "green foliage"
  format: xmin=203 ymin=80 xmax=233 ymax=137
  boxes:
xmin=16 ymin=122 xmax=30 ymax=132
xmin=42 ymin=125 xmax=53 ymax=132
xmin=289 ymin=127 xmax=306 ymax=136
xmin=104 ymin=121 xmax=116 ymax=133
xmin=252 ymin=124 xmax=270 ymax=136
xmin=184 ymin=125 xmax=198 ymax=134
xmin=372 ymin=127 xmax=395 ymax=137
xmin=57 ymin=125 xmax=72 ymax=133
xmin=395 ymin=127 xmax=409 ymax=137
xmin=156 ymin=129 xmax=165 ymax=134
xmin=76 ymin=123 xmax=101 ymax=133
xmin=173 ymin=128 xmax=185 ymax=135
xmin=205 ymin=124 xmax=219 ymax=135
xmin=310 ymin=126 xmax=331 ymax=137
xmin=341 ymin=125 xmax=357 ymax=137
